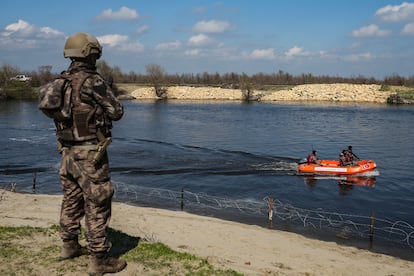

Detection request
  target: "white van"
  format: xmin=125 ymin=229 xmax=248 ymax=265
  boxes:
xmin=10 ymin=75 xmax=32 ymax=81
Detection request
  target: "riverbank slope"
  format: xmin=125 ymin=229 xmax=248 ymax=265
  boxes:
xmin=1 ymin=191 xmax=413 ymax=275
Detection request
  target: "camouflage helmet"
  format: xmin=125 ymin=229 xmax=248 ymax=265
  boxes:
xmin=64 ymin=32 xmax=102 ymax=59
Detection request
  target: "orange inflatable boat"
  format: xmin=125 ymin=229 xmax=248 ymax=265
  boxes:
xmin=298 ymin=159 xmax=377 ymax=175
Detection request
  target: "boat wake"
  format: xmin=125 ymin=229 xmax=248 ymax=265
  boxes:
xmin=0 ymin=164 xmax=54 ymax=175
xmin=111 ymin=138 xmax=301 ymax=176
xmin=357 ymin=169 xmax=380 ymax=177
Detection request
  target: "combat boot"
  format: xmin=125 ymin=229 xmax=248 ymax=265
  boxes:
xmin=60 ymin=240 xmax=88 ymax=261
xmin=88 ymin=253 xmax=127 ymax=276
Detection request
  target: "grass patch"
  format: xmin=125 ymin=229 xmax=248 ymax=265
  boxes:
xmin=395 ymin=87 xmax=414 ymax=101
xmin=0 ymin=225 xmax=55 ymax=240
xmin=0 ymin=225 xmax=242 ymax=276
xmin=379 ymin=84 xmax=390 ymax=91
xmin=123 ymin=242 xmax=241 ymax=275
xmin=0 ymin=82 xmax=37 ymax=100
xmin=116 ymin=83 xmax=151 ymax=94
xmin=386 ymin=85 xmax=414 ymax=103
xmin=261 ymin=85 xmax=296 ymax=91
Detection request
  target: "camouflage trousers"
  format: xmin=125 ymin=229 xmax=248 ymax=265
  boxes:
xmin=58 ymin=146 xmax=114 ymax=254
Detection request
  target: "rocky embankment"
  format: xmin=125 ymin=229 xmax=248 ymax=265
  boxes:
xmin=259 ymin=84 xmax=392 ymax=103
xmin=128 ymin=83 xmax=395 ymax=103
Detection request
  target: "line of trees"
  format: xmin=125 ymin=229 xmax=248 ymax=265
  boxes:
xmin=1 ymin=62 xmax=414 ymax=89
xmin=103 ymin=68 xmax=414 ymax=88
xmin=97 ymin=61 xmax=414 ymax=88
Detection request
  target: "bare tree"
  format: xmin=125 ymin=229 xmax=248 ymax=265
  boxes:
xmin=37 ymin=65 xmax=54 ymax=84
xmin=146 ymin=64 xmax=167 ymax=99
xmin=96 ymin=60 xmax=125 ymax=96
xmin=96 ymin=60 xmax=113 ymax=80
xmin=240 ymin=73 xmax=257 ymax=101
xmin=0 ymin=64 xmax=20 ymax=86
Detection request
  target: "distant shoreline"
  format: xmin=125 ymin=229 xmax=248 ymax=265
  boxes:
xmin=0 ymin=83 xmax=409 ymax=103
xmin=121 ymin=83 xmax=395 ymax=103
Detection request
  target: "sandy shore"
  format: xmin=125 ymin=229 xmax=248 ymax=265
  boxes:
xmin=128 ymin=83 xmax=394 ymax=103
xmin=1 ymin=190 xmax=413 ymax=275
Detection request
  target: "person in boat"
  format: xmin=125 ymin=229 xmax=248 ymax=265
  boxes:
xmin=307 ymin=150 xmax=323 ymax=166
xmin=344 ymin=145 xmax=359 ymax=165
xmin=339 ymin=151 xmax=351 ymax=166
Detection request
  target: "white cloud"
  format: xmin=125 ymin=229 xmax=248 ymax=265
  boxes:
xmin=97 ymin=34 xmax=144 ymax=52
xmin=401 ymin=22 xmax=414 ymax=35
xmin=185 ymin=49 xmax=202 ymax=56
xmin=155 ymin=40 xmax=182 ymax=51
xmin=193 ymin=20 xmax=230 ymax=33
xmin=136 ymin=25 xmax=149 ymax=34
xmin=188 ymin=34 xmax=213 ymax=46
xmin=118 ymin=41 xmax=144 ymax=52
xmin=38 ymin=27 xmax=64 ymax=38
xmin=344 ymin=52 xmax=374 ymax=62
xmin=352 ymin=24 xmax=391 ymax=37
xmin=3 ymin=19 xmax=62 ymax=38
xmin=318 ymin=50 xmax=336 ymax=59
xmin=285 ymin=46 xmax=310 ymax=57
xmin=0 ymin=19 xmax=63 ymax=50
xmin=376 ymin=2 xmax=414 ymax=22
xmin=4 ymin=19 xmax=37 ymax=37
xmin=250 ymin=48 xmax=276 ymax=60
xmin=97 ymin=34 xmax=129 ymax=47
xmin=96 ymin=6 xmax=139 ymax=21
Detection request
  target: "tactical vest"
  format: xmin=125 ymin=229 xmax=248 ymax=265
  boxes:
xmin=54 ymin=70 xmax=103 ymax=144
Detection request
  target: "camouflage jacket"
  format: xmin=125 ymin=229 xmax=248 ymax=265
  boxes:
xmin=55 ymin=61 xmax=124 ymax=144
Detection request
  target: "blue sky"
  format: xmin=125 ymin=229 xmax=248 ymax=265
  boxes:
xmin=1 ymin=0 xmax=414 ymax=79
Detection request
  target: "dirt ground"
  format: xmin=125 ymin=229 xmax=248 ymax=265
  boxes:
xmin=1 ymin=190 xmax=413 ymax=275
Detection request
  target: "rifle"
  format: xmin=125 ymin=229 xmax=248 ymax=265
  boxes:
xmin=92 ymin=137 xmax=112 ymax=165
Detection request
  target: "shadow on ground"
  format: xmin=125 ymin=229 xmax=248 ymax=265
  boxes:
xmin=107 ymin=227 xmax=140 ymax=258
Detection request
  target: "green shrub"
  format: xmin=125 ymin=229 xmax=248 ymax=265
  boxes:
xmin=0 ymin=81 xmax=37 ymax=100
xmin=379 ymin=84 xmax=390 ymax=91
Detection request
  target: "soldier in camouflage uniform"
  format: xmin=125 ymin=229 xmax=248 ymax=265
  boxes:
xmin=42 ymin=32 xmax=126 ymax=275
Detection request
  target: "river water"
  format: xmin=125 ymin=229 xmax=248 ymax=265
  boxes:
xmin=1 ymin=99 xmax=414 ymax=255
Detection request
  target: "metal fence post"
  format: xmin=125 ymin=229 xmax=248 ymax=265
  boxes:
xmin=181 ymin=187 xmax=184 ymax=211
xmin=268 ymin=197 xmax=273 ymax=228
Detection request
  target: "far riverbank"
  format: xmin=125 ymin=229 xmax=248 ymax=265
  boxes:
xmin=117 ymin=83 xmax=414 ymax=104
xmin=1 ymin=82 xmax=412 ymax=103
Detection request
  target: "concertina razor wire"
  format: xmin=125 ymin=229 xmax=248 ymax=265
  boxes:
xmin=113 ymin=182 xmax=414 ymax=250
